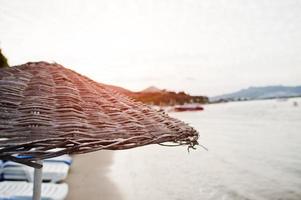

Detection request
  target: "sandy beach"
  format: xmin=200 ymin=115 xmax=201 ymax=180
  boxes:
xmin=65 ymin=151 xmax=122 ymax=200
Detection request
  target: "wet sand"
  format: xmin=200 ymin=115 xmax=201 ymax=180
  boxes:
xmin=65 ymin=151 xmax=123 ymax=200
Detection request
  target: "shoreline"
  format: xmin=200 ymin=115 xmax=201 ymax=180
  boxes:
xmin=65 ymin=151 xmax=123 ymax=200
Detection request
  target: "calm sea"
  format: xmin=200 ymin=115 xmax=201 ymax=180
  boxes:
xmin=109 ymin=98 xmax=301 ymax=200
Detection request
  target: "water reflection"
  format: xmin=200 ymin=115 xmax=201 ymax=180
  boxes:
xmin=110 ymin=98 xmax=301 ymax=200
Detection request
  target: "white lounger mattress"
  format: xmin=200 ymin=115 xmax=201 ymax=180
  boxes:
xmin=0 ymin=181 xmax=68 ymax=200
xmin=2 ymin=162 xmax=69 ymax=183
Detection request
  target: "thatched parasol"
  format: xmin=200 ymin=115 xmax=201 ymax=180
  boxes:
xmin=0 ymin=62 xmax=199 ymax=199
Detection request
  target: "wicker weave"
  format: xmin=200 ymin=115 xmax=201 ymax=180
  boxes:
xmin=0 ymin=62 xmax=199 ymax=167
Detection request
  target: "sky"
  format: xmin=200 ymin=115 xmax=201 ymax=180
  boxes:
xmin=0 ymin=0 xmax=301 ymax=96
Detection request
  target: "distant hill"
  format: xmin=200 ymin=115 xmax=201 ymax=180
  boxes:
xmin=103 ymin=84 xmax=209 ymax=106
xmin=211 ymin=85 xmax=301 ymax=102
xmin=141 ymin=86 xmax=162 ymax=93
xmin=133 ymin=87 xmax=208 ymax=106
xmin=103 ymin=83 xmax=133 ymax=95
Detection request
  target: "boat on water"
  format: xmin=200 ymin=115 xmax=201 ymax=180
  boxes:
xmin=173 ymin=104 xmax=204 ymax=112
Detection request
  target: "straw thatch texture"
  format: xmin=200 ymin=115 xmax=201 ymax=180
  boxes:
xmin=0 ymin=62 xmax=198 ymax=167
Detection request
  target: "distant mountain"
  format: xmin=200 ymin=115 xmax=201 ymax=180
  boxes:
xmin=141 ymin=86 xmax=162 ymax=93
xmin=104 ymin=84 xmax=209 ymax=106
xmin=211 ymin=85 xmax=301 ymax=102
xmin=104 ymin=84 xmax=133 ymax=95
xmin=135 ymin=87 xmax=208 ymax=106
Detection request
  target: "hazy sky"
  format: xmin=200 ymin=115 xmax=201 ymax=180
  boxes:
xmin=1 ymin=0 xmax=301 ymax=96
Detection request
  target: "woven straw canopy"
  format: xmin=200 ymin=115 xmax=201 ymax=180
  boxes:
xmin=0 ymin=62 xmax=198 ymax=167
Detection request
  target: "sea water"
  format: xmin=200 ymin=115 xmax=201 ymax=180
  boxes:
xmin=110 ymin=98 xmax=301 ymax=200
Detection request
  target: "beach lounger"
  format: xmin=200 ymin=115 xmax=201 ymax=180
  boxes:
xmin=0 ymin=181 xmax=68 ymax=200
xmin=1 ymin=161 xmax=70 ymax=183
xmin=0 ymin=160 xmax=3 ymax=180
xmin=46 ymin=155 xmax=72 ymax=166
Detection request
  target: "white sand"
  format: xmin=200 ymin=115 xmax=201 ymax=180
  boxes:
xmin=65 ymin=151 xmax=123 ymax=200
